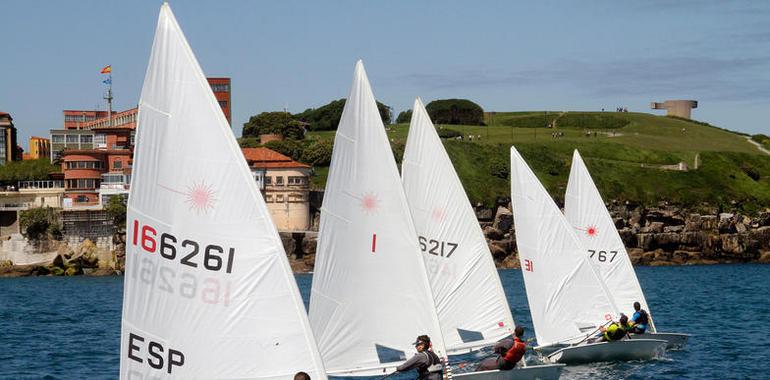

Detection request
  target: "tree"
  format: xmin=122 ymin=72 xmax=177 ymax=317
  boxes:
xmin=425 ymin=99 xmax=485 ymax=126
xmin=396 ymin=109 xmax=412 ymax=124
xmin=0 ymin=159 xmax=60 ymax=184
xmin=105 ymin=195 xmax=127 ymax=232
xmin=294 ymin=99 xmax=392 ymax=131
xmin=302 ymin=140 xmax=334 ymax=166
xmin=19 ymin=207 xmax=61 ymax=241
xmin=264 ymin=140 xmax=305 ymax=162
xmin=242 ymin=112 xmax=305 ymax=140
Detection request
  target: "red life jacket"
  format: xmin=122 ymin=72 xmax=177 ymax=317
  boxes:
xmin=502 ymin=337 xmax=526 ymax=368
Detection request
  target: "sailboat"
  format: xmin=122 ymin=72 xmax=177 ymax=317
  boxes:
xmin=509 ymin=147 xmax=667 ymax=365
xmin=120 ymin=4 xmax=326 ymax=379
xmin=565 ymin=150 xmax=690 ymax=349
xmin=402 ymin=98 xmax=563 ymax=379
xmin=308 ymin=61 xmax=447 ymax=376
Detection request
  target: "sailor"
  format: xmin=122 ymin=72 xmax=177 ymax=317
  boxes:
xmin=628 ymin=301 xmax=650 ymax=334
xmin=600 ymin=314 xmax=629 ymax=342
xmin=396 ymin=335 xmax=444 ymax=380
xmin=293 ymin=372 xmax=311 ymax=380
xmin=475 ymin=326 xmax=527 ymax=371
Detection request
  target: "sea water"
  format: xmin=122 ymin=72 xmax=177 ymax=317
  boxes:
xmin=2 ymin=264 xmax=769 ymax=379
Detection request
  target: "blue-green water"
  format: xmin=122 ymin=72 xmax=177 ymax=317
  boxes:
xmin=2 ymin=265 xmax=769 ymax=379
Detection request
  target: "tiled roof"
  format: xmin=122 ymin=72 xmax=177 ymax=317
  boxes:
xmin=241 ymin=147 xmax=310 ymax=169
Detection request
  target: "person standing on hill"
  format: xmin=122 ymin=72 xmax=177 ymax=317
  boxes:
xmin=628 ymin=301 xmax=650 ymax=334
xmin=475 ymin=326 xmax=527 ymax=371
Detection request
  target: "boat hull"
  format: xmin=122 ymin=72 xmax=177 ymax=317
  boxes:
xmin=638 ymin=332 xmax=690 ymax=349
xmin=546 ymin=339 xmax=667 ymax=365
xmin=454 ymin=364 xmax=565 ymax=380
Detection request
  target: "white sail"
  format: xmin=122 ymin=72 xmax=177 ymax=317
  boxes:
xmin=309 ymin=62 xmax=446 ymax=375
xmin=120 ymin=4 xmax=326 ymax=379
xmin=509 ymin=147 xmax=619 ymax=347
xmin=565 ymin=150 xmax=654 ymax=331
xmin=402 ymin=98 xmax=515 ymax=354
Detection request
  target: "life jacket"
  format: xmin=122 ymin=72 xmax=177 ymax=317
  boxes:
xmin=636 ymin=309 xmax=649 ymax=326
xmin=500 ymin=337 xmax=526 ymax=370
xmin=417 ymin=350 xmax=443 ymax=380
xmin=604 ymin=322 xmax=627 ymax=341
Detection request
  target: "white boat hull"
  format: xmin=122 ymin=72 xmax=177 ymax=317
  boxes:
xmin=454 ymin=364 xmax=565 ymax=380
xmin=546 ymin=339 xmax=667 ymax=365
xmin=638 ymin=332 xmax=690 ymax=350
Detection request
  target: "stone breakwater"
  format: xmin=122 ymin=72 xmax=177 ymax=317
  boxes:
xmin=479 ymin=202 xmax=770 ymax=269
xmin=2 ymin=203 xmax=768 ymax=276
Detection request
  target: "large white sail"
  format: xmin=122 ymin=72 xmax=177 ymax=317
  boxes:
xmin=565 ymin=150 xmax=654 ymax=331
xmin=309 ymin=62 xmax=446 ymax=375
xmin=509 ymin=147 xmax=619 ymax=347
xmin=120 ymin=4 xmax=326 ymax=379
xmin=402 ymin=98 xmax=515 ymax=354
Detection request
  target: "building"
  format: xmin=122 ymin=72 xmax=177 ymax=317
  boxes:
xmin=26 ymin=137 xmax=51 ymax=160
xmin=0 ymin=112 xmax=20 ymax=165
xmin=208 ymin=77 xmax=232 ymax=125
xmin=242 ymin=147 xmax=311 ymax=231
xmin=650 ymin=100 xmax=698 ymax=119
xmin=52 ymin=77 xmax=230 ymax=208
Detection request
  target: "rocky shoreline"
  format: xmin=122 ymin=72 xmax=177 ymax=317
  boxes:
xmin=2 ymin=202 xmax=768 ymax=277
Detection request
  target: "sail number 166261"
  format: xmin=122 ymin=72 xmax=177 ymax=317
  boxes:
xmin=132 ymin=219 xmax=235 ymax=273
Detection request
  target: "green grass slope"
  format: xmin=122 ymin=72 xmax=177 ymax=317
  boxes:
xmin=307 ymin=112 xmax=770 ymax=213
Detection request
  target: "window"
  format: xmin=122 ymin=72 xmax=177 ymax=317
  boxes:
xmin=264 ymin=176 xmax=272 ymax=185
xmin=265 ymin=195 xmax=273 ymax=202
xmin=94 ymin=134 xmax=106 ymax=147
xmin=52 ymin=135 xmax=64 ymax=143
xmin=66 ymin=161 xmax=102 ymax=169
xmin=114 ymin=160 xmax=122 ymax=169
xmin=218 ymin=100 xmax=228 ymax=109
xmin=276 ymin=195 xmax=284 ymax=202
xmin=275 ymin=176 xmax=284 ymax=186
xmin=80 ymin=135 xmax=93 ymax=144
xmin=76 ymin=195 xmax=89 ymax=203
xmin=66 ymin=135 xmax=79 ymax=144
xmin=288 ymin=176 xmax=306 ymax=185
xmin=210 ymin=83 xmax=230 ymax=92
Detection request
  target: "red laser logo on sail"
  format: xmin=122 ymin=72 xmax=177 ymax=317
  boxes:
xmin=360 ymin=192 xmax=380 ymax=215
xmin=431 ymin=207 xmax=446 ymax=222
xmin=585 ymin=225 xmax=598 ymax=238
xmin=185 ymin=180 xmax=217 ymax=214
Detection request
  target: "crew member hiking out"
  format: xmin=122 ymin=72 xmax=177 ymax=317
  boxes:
xmin=600 ymin=314 xmax=630 ymax=342
xmin=628 ymin=301 xmax=650 ymax=334
xmin=396 ymin=335 xmax=443 ymax=380
xmin=475 ymin=326 xmax=527 ymax=371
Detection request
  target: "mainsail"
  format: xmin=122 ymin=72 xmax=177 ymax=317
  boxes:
xmin=509 ymin=147 xmax=619 ymax=347
xmin=402 ymin=98 xmax=515 ymax=353
xmin=309 ymin=62 xmax=446 ymax=375
xmin=565 ymin=150 xmax=655 ymax=331
xmin=120 ymin=4 xmax=326 ymax=379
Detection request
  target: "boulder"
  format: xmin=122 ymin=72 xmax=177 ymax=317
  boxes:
xmin=664 ymin=225 xmax=684 ymax=233
xmin=476 ymin=208 xmax=495 ymax=221
xmin=735 ymin=223 xmax=747 ymax=234
xmin=700 ymin=215 xmax=718 ymax=231
xmin=301 ymin=234 xmax=318 ymax=257
xmin=627 ymin=248 xmax=644 ymax=265
xmin=483 ymin=226 xmax=504 ymax=241
xmin=493 ymin=206 xmax=513 ymax=232
xmin=758 ymin=251 xmax=770 ymax=264
xmin=489 ymin=243 xmax=508 ymax=262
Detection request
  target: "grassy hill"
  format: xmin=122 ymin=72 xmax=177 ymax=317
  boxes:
xmin=305 ymin=111 xmax=770 ymax=213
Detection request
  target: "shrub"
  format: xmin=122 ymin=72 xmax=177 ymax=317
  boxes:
xmin=105 ymin=195 xmax=127 ymax=231
xmin=295 ymin=99 xmax=392 ymax=131
xmin=303 ymin=140 xmax=334 ymax=166
xmin=741 ymin=163 xmax=761 ymax=181
xmin=264 ymin=140 xmax=305 ymax=162
xmin=437 ymin=128 xmax=463 ymax=139
xmin=19 ymin=207 xmax=60 ymax=241
xmin=396 ymin=109 xmax=412 ymax=124
xmin=0 ymin=159 xmax=60 ymax=183
xmin=489 ymin=156 xmax=509 ymax=179
xmin=557 ymin=113 xmax=629 ymax=129
xmin=425 ymin=99 xmax=485 ymax=126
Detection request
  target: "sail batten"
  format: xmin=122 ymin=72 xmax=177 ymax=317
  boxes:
xmin=309 ymin=62 xmax=446 ymax=375
xmin=509 ymin=147 xmax=619 ymax=347
xmin=120 ymin=4 xmax=326 ymax=379
xmin=565 ymin=150 xmax=655 ymax=331
xmin=402 ymin=98 xmax=515 ymax=353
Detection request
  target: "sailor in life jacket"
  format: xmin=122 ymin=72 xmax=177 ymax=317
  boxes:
xmin=600 ymin=314 xmax=630 ymax=342
xmin=627 ymin=301 xmax=650 ymax=334
xmin=396 ymin=335 xmax=443 ymax=380
xmin=475 ymin=326 xmax=527 ymax=371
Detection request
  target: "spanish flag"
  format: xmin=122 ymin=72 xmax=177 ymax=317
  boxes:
xmin=100 ymin=65 xmax=112 ymax=74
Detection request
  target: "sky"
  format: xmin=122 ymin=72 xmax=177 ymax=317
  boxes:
xmin=2 ymin=1 xmax=769 ymax=151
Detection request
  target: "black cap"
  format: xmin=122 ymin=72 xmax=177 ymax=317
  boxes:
xmin=412 ymin=335 xmax=431 ymax=346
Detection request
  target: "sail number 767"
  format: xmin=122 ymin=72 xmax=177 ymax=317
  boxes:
xmin=588 ymin=249 xmax=618 ymax=263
